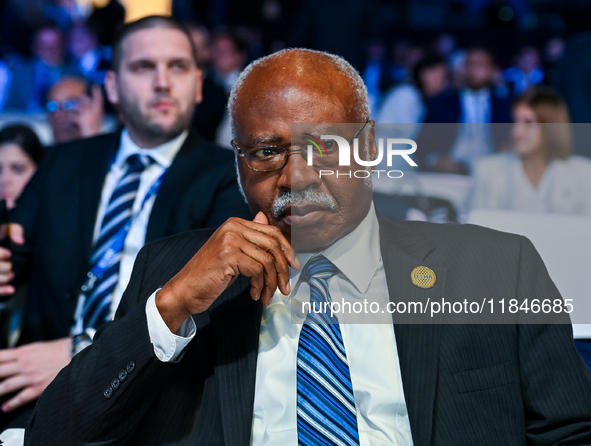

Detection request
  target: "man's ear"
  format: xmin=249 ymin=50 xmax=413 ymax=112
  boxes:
xmin=104 ymin=70 xmax=119 ymax=105
xmin=194 ymin=68 xmax=203 ymax=105
xmin=368 ymin=120 xmax=378 ymax=166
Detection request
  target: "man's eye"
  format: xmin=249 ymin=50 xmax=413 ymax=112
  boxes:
xmin=171 ymin=61 xmax=189 ymax=71
xmin=322 ymin=140 xmax=337 ymax=152
xmin=131 ymin=61 xmax=153 ymax=72
xmin=251 ymin=148 xmax=282 ymax=159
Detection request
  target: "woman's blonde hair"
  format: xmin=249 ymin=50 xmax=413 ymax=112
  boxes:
xmin=513 ymin=86 xmax=572 ymax=159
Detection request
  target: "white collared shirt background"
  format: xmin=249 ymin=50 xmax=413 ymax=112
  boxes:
xmin=71 ymin=129 xmax=188 ymax=336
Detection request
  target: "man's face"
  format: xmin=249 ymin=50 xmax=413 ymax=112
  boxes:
xmin=33 ymin=28 xmax=64 ymax=66
xmin=104 ymin=28 xmax=202 ymax=147
xmin=465 ymin=50 xmax=494 ymax=90
xmin=213 ymin=36 xmax=245 ymax=75
xmin=47 ymin=79 xmax=86 ymax=143
xmin=233 ymin=78 xmax=375 ymax=252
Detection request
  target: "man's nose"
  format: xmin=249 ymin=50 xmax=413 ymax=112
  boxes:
xmin=277 ymin=150 xmax=322 ymax=191
xmin=154 ymin=66 xmax=171 ymax=91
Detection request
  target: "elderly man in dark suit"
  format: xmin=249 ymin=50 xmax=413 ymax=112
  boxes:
xmin=0 ymin=16 xmax=250 ymax=430
xmin=25 ymin=48 xmax=591 ymax=445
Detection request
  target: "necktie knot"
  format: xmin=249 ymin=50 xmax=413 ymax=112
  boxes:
xmin=126 ymin=154 xmax=153 ymax=173
xmin=302 ymin=255 xmax=339 ymax=283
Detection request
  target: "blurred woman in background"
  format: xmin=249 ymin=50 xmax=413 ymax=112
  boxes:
xmin=0 ymin=124 xmax=44 ymax=210
xmin=471 ymin=86 xmax=591 ymax=215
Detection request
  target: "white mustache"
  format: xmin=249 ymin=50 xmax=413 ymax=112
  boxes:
xmin=272 ymin=189 xmax=336 ymax=218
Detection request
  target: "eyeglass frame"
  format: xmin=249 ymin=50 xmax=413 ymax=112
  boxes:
xmin=45 ymin=98 xmax=81 ymax=113
xmin=231 ymin=117 xmax=371 ymax=172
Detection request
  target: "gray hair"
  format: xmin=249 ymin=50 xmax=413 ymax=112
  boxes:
xmin=227 ymin=48 xmax=371 ymax=139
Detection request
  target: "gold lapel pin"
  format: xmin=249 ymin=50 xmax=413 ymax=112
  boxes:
xmin=411 ymin=266 xmax=436 ymax=289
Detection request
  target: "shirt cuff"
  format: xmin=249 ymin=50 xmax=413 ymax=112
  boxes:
xmin=145 ymin=289 xmax=196 ymax=362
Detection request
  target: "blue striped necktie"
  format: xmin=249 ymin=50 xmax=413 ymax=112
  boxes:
xmin=81 ymin=153 xmax=152 ymax=329
xmin=297 ymin=255 xmax=360 ymax=446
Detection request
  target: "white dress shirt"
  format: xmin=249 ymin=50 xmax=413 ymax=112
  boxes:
xmin=146 ymin=204 xmax=414 ymax=446
xmin=451 ymin=88 xmax=494 ymax=173
xmin=71 ymin=129 xmax=187 ymax=337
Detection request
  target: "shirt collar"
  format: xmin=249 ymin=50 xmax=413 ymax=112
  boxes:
xmin=116 ymin=129 xmax=188 ymax=170
xmin=463 ymin=88 xmax=490 ymax=101
xmin=290 ymin=202 xmax=381 ymax=298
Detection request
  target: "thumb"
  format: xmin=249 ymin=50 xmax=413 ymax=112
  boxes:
xmin=8 ymin=224 xmax=24 ymax=245
xmin=253 ymin=211 xmax=269 ymax=225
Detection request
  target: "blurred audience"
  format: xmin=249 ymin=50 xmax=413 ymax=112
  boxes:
xmin=420 ymin=46 xmax=512 ymax=174
xmin=0 ymin=125 xmax=44 ymax=210
xmin=46 ymin=76 xmax=105 ymax=144
xmin=211 ymin=30 xmax=249 ymax=147
xmin=503 ymin=46 xmax=544 ymax=96
xmin=362 ymin=40 xmax=386 ymax=116
xmin=186 ymin=22 xmax=227 ymax=142
xmin=4 ymin=26 xmax=79 ymax=112
xmin=211 ymin=30 xmax=248 ymax=94
xmin=377 ymin=54 xmax=449 ymax=138
xmin=471 ymin=86 xmax=591 ymax=215
xmin=542 ymin=36 xmax=565 ymax=86
xmin=67 ymin=22 xmax=111 ymax=85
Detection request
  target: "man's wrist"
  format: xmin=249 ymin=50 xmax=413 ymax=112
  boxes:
xmin=155 ymin=285 xmax=191 ymax=334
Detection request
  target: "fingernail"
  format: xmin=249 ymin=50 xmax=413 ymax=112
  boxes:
xmin=285 ymin=281 xmax=291 ymax=295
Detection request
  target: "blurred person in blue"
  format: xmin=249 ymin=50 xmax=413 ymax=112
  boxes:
xmin=503 ymin=46 xmax=544 ymax=96
xmin=420 ymin=46 xmax=512 ymax=174
xmin=66 ymin=22 xmax=111 ymax=85
xmin=3 ymin=26 xmax=79 ymax=112
xmin=471 ymin=86 xmax=591 ymax=216
xmin=377 ymin=54 xmax=449 ymax=139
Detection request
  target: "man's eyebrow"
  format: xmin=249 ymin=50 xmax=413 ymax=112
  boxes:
xmin=251 ymin=135 xmax=284 ymax=146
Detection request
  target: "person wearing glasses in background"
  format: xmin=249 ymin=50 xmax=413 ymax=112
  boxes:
xmin=45 ymin=76 xmax=105 ymax=144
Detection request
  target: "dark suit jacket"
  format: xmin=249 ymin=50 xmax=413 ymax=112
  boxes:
xmin=417 ymin=88 xmax=513 ymax=170
xmin=9 ymin=130 xmax=252 ymax=344
xmin=25 ymin=216 xmax=591 ymax=445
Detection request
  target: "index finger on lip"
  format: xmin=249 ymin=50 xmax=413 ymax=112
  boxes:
xmin=239 ymin=219 xmax=300 ymax=269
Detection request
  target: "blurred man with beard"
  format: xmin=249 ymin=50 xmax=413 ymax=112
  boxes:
xmin=0 ymin=16 xmax=250 ymax=430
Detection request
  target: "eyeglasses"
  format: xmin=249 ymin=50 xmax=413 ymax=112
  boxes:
xmin=46 ymin=98 xmax=80 ymax=113
xmin=232 ymin=118 xmax=370 ymax=172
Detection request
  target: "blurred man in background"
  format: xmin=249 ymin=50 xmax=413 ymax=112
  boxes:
xmin=46 ymin=76 xmax=105 ymax=144
xmin=4 ymin=26 xmax=78 ymax=112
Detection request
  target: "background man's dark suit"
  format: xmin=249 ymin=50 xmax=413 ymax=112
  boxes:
xmin=416 ymin=89 xmax=512 ymax=171
xmin=25 ymin=215 xmax=591 ymax=445
xmin=9 ymin=129 xmax=251 ymax=345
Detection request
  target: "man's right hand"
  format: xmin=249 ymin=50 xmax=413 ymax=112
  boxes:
xmin=156 ymin=212 xmax=300 ymax=332
xmin=0 ymin=224 xmax=24 ymax=297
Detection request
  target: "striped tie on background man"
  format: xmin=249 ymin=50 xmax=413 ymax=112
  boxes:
xmin=81 ymin=154 xmax=153 ymax=329
xmin=297 ymin=255 xmax=360 ymax=446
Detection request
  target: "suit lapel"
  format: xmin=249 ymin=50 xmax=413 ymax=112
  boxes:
xmin=211 ymin=276 xmax=262 ymax=446
xmin=79 ymin=132 xmax=121 ymax=262
xmin=145 ymin=130 xmax=207 ymax=242
xmin=378 ymin=215 xmax=445 ymax=446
